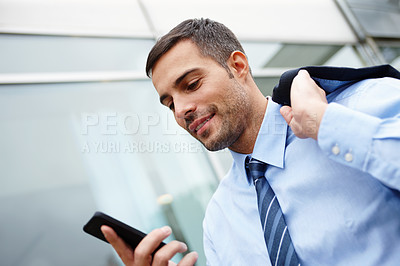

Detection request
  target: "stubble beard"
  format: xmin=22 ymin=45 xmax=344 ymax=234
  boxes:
xmin=200 ymin=80 xmax=250 ymax=152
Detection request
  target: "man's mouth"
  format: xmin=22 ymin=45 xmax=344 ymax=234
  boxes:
xmin=189 ymin=114 xmax=215 ymax=134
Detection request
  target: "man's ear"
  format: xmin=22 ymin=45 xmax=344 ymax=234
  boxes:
xmin=228 ymin=51 xmax=249 ymax=78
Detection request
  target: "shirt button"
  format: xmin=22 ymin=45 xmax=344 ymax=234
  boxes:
xmin=332 ymin=144 xmax=340 ymax=155
xmin=345 ymin=152 xmax=353 ymax=162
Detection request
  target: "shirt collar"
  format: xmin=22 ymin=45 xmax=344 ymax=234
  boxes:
xmin=230 ymin=97 xmax=288 ymax=185
xmin=230 ymin=150 xmax=250 ymax=184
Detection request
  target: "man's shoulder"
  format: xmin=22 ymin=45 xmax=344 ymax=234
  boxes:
xmin=204 ymin=161 xmax=244 ymax=217
xmin=329 ymin=77 xmax=400 ymax=107
xmin=343 ymin=76 xmax=399 ymax=96
xmin=203 ymin=167 xmax=232 ymax=230
xmin=207 ymin=166 xmax=234 ymax=204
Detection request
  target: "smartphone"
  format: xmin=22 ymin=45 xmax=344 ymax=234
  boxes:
xmin=83 ymin=211 xmax=165 ymax=254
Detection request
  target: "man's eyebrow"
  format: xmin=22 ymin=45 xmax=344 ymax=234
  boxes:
xmin=159 ymin=68 xmax=199 ymax=105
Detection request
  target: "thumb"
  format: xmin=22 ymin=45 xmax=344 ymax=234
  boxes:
xmin=280 ymin=106 xmax=293 ymax=125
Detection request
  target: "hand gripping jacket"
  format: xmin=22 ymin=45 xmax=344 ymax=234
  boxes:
xmin=272 ymin=64 xmax=400 ymax=106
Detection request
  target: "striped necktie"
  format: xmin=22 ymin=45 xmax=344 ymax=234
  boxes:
xmin=246 ymin=156 xmax=300 ymax=266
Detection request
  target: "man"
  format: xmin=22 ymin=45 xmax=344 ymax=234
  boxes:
xmin=101 ymin=18 xmax=400 ymax=265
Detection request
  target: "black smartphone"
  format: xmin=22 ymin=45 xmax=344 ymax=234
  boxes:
xmin=83 ymin=211 xmax=165 ymax=254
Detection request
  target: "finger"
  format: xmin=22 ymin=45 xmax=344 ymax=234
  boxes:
xmin=101 ymin=225 xmax=135 ymax=264
xmin=297 ymin=69 xmax=311 ymax=79
xmin=152 ymin=240 xmax=188 ymax=265
xmin=293 ymin=69 xmax=319 ymax=93
xmin=134 ymin=226 xmax=172 ymax=263
xmin=280 ymin=106 xmax=293 ymax=125
xmin=289 ymin=120 xmax=307 ymax=139
xmin=292 ymin=69 xmax=310 ymax=92
xmin=177 ymin=251 xmax=198 ymax=266
xmin=297 ymin=70 xmax=326 ymax=97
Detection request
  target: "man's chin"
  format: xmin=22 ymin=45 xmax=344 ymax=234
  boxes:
xmin=201 ymin=139 xmax=230 ymax=152
xmin=194 ymin=129 xmax=232 ymax=151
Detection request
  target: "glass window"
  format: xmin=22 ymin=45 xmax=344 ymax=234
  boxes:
xmin=0 ymin=34 xmax=155 ymax=73
xmin=0 ymin=80 xmax=218 ymax=265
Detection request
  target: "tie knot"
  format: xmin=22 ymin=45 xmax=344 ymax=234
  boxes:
xmin=245 ymin=156 xmax=268 ymax=182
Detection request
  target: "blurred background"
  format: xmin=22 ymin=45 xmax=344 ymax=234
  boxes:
xmin=0 ymin=0 xmax=399 ymax=265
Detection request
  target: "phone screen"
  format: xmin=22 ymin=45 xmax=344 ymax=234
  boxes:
xmin=83 ymin=211 xmax=165 ymax=254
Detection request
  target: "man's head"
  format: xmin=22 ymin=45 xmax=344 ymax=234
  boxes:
xmin=147 ymin=19 xmax=266 ymax=153
xmin=146 ymin=18 xmax=246 ymax=79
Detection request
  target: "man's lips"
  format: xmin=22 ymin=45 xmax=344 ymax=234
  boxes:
xmin=188 ymin=114 xmax=215 ymax=133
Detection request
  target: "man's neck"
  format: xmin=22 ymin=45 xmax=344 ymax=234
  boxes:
xmin=228 ymin=96 xmax=268 ymax=154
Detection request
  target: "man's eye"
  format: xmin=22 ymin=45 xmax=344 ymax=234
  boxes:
xmin=187 ymin=80 xmax=199 ymax=91
xmin=168 ymin=103 xmax=175 ymax=111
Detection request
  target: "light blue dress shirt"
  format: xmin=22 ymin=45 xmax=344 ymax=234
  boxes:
xmin=203 ymin=77 xmax=400 ymax=265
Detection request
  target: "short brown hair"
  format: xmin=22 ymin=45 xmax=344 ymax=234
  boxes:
xmin=146 ymin=18 xmax=246 ymax=78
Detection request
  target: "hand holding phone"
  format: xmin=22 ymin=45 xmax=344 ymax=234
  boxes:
xmin=83 ymin=212 xmax=165 ymax=254
xmin=83 ymin=212 xmax=198 ymax=265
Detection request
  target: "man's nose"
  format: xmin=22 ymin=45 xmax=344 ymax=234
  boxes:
xmin=174 ymin=99 xmax=195 ymax=121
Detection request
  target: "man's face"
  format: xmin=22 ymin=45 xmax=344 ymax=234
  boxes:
xmin=151 ymin=40 xmax=250 ymax=151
